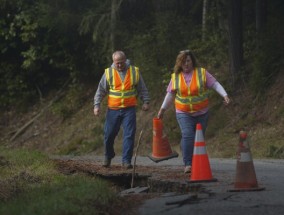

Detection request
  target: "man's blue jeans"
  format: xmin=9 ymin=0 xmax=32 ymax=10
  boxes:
xmin=104 ymin=107 xmax=136 ymax=164
xmin=176 ymin=112 xmax=209 ymax=166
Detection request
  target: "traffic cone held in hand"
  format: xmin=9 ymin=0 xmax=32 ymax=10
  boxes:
xmin=228 ymin=131 xmax=265 ymax=192
xmin=189 ymin=123 xmax=217 ymax=183
xmin=148 ymin=118 xmax=178 ymax=163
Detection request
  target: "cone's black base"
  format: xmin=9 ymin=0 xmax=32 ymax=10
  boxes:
xmin=227 ymin=187 xmax=265 ymax=192
xmin=189 ymin=178 xmax=218 ymax=183
xmin=147 ymin=151 xmax=179 ymax=163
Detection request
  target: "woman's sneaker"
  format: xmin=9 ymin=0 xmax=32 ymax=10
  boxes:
xmin=184 ymin=165 xmax=191 ymax=173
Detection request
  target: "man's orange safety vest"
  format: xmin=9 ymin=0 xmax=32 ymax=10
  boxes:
xmin=105 ymin=66 xmax=139 ymax=109
xmin=171 ymin=68 xmax=209 ymax=113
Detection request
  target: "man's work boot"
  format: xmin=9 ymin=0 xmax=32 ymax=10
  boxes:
xmin=103 ymin=158 xmax=111 ymax=168
xmin=122 ymin=163 xmax=133 ymax=169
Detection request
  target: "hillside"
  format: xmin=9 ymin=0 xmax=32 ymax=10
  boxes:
xmin=1 ymin=72 xmax=283 ymax=159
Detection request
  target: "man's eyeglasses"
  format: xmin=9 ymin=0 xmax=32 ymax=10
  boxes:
xmin=179 ymin=50 xmax=190 ymax=54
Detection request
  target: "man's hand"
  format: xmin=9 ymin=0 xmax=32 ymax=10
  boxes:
xmin=142 ymin=103 xmax=149 ymax=111
xmin=94 ymin=107 xmax=100 ymax=116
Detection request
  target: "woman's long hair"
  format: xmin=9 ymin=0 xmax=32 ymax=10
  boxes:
xmin=173 ymin=50 xmax=197 ymax=74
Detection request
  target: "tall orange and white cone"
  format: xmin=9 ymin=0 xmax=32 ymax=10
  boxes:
xmin=228 ymin=131 xmax=265 ymax=192
xmin=189 ymin=123 xmax=217 ymax=183
xmin=148 ymin=118 xmax=178 ymax=163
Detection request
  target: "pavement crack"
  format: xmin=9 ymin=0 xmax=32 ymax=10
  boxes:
xmin=165 ymin=194 xmax=199 ymax=207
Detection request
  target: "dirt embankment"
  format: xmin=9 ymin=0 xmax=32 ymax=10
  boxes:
xmin=0 ymin=72 xmax=283 ymax=158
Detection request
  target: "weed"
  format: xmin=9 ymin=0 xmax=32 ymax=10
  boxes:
xmin=0 ymin=147 xmax=120 ymax=215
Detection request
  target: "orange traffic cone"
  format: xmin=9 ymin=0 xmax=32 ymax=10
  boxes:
xmin=228 ymin=131 xmax=265 ymax=192
xmin=189 ymin=123 xmax=217 ymax=183
xmin=148 ymin=117 xmax=178 ymax=163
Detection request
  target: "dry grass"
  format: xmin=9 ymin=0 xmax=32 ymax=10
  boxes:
xmin=1 ymin=72 xmax=283 ymax=159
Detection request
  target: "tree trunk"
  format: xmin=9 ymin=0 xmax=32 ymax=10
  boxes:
xmin=256 ymin=0 xmax=267 ymax=33
xmin=228 ymin=0 xmax=243 ymax=89
xmin=202 ymin=0 xmax=208 ymax=41
xmin=110 ymin=0 xmax=123 ymax=52
xmin=110 ymin=0 xmax=117 ymax=52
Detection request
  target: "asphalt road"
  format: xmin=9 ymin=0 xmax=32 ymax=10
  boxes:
xmin=52 ymin=155 xmax=284 ymax=215
xmin=135 ymin=157 xmax=284 ymax=215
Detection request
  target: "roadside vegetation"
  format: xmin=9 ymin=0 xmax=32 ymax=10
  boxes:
xmin=0 ymin=146 xmax=126 ymax=215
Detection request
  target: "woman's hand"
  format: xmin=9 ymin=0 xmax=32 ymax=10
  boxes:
xmin=157 ymin=108 xmax=166 ymax=119
xmin=223 ymin=95 xmax=230 ymax=105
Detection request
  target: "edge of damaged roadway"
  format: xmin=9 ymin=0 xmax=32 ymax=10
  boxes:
xmin=49 ymin=155 xmax=239 ymax=193
xmin=49 ymin=154 xmax=282 ymax=194
xmin=50 ymin=155 xmax=284 ymax=215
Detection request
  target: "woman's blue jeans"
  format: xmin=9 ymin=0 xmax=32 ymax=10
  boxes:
xmin=176 ymin=112 xmax=209 ymax=166
xmin=104 ymin=107 xmax=136 ymax=164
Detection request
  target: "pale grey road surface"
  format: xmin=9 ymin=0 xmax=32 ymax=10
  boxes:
xmin=137 ymin=158 xmax=284 ymax=215
xmin=52 ymin=155 xmax=284 ymax=215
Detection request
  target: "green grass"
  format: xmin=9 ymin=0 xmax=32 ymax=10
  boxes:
xmin=0 ymin=146 xmax=119 ymax=215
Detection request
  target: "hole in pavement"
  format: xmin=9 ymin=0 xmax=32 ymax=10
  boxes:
xmin=97 ymin=174 xmax=202 ymax=193
xmin=54 ymin=159 xmax=204 ymax=194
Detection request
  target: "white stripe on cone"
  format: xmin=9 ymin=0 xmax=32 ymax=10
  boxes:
xmin=195 ymin=130 xmax=204 ymax=142
xmin=239 ymin=152 xmax=252 ymax=162
xmin=194 ymin=146 xmax=207 ymax=155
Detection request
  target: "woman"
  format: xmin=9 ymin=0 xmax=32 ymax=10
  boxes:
xmin=157 ymin=50 xmax=230 ymax=173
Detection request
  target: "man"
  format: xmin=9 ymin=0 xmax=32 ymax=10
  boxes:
xmin=94 ymin=51 xmax=150 ymax=169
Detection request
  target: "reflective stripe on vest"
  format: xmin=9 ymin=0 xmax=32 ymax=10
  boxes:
xmin=105 ymin=66 xmax=139 ymax=108
xmin=172 ymin=68 xmax=209 ymax=113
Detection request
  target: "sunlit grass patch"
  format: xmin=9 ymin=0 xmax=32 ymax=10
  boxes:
xmin=0 ymin=147 xmax=119 ymax=215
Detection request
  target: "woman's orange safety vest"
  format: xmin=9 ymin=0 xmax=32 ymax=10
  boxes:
xmin=105 ymin=66 xmax=139 ymax=109
xmin=171 ymin=68 xmax=209 ymax=113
